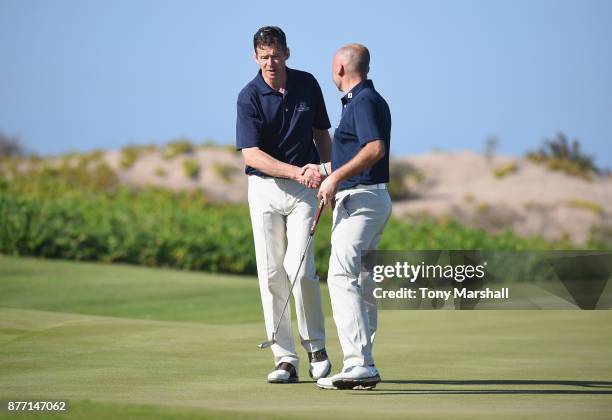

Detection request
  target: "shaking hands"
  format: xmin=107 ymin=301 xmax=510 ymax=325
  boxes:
xmin=297 ymin=163 xmax=324 ymax=189
xmin=297 ymin=163 xmax=338 ymax=205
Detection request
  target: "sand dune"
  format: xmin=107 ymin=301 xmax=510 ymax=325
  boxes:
xmin=10 ymin=147 xmax=610 ymax=245
xmin=393 ymin=151 xmax=612 ymax=244
xmin=102 ymin=148 xmax=611 ymax=244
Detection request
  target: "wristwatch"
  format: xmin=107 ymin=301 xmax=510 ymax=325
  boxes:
xmin=319 ymin=163 xmax=329 ymax=177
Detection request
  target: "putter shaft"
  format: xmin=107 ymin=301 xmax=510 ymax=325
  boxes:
xmin=257 ymin=201 xmax=325 ymax=349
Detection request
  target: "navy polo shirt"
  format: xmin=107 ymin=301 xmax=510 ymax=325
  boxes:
xmin=236 ymin=67 xmax=331 ymax=176
xmin=331 ymin=79 xmax=391 ymax=191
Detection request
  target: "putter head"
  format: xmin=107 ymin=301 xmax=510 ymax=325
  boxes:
xmin=258 ymin=333 xmax=276 ymax=349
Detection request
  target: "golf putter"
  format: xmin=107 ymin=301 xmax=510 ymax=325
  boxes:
xmin=258 ymin=200 xmax=325 ymax=349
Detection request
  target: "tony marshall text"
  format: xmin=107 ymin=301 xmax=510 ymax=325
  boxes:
xmin=374 ymin=287 xmax=509 ymax=300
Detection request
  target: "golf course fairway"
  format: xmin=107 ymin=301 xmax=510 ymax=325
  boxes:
xmin=1 ymin=256 xmax=611 ymax=419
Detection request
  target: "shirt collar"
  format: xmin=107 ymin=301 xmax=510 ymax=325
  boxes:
xmin=341 ymin=79 xmax=374 ymax=106
xmin=254 ymin=67 xmax=293 ymax=96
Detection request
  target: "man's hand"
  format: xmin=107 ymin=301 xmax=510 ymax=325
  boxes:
xmin=298 ymin=165 xmax=323 ymax=188
xmin=317 ymin=174 xmax=339 ymax=205
xmin=300 ymin=163 xmax=321 ymax=177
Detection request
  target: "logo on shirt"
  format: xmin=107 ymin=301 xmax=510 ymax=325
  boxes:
xmin=296 ymin=102 xmax=310 ymax=112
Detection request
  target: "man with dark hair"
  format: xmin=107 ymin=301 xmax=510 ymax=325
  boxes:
xmin=303 ymin=43 xmax=392 ymax=390
xmin=252 ymin=25 xmax=288 ymax=52
xmin=236 ymin=26 xmax=333 ymax=384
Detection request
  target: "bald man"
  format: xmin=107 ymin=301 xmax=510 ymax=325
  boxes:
xmin=302 ymin=44 xmax=391 ymax=390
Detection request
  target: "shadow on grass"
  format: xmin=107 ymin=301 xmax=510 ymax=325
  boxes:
xmin=354 ymin=380 xmax=612 ymax=395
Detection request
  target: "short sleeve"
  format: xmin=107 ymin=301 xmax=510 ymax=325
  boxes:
xmin=353 ymin=98 xmax=383 ymax=146
xmin=312 ymin=77 xmax=331 ymax=130
xmin=236 ymin=94 xmax=263 ymax=150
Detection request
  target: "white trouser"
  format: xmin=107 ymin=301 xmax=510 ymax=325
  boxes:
xmin=247 ymin=175 xmax=326 ymax=368
xmin=327 ymin=186 xmax=392 ymax=369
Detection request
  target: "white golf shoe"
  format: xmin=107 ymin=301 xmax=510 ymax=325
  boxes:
xmin=316 ymin=365 xmax=381 ymax=390
xmin=308 ymin=349 xmax=332 ymax=380
xmin=267 ymin=362 xmax=298 ymax=384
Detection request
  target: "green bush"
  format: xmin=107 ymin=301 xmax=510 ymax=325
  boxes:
xmin=182 ymin=159 xmax=200 ymax=179
xmin=163 ymin=139 xmax=194 ymax=160
xmin=1 ymin=170 xmax=598 ymax=279
xmin=119 ymin=146 xmax=142 ymax=169
xmin=211 ymin=162 xmax=237 ymax=183
xmin=8 ymin=161 xmax=119 ymax=196
xmin=154 ymin=166 xmax=166 ymax=177
xmin=0 ymin=131 xmax=24 ymax=158
xmin=526 ymin=133 xmax=599 ymax=180
xmin=119 ymin=144 xmax=156 ymax=169
xmin=79 ymin=149 xmax=105 ymax=166
xmin=566 ymin=199 xmax=604 ymax=215
xmin=0 ymin=157 xmax=18 ymax=177
xmin=388 ymin=162 xmax=423 ymax=200
xmin=492 ymin=162 xmax=518 ymax=179
xmin=0 ymin=185 xmax=255 ymax=273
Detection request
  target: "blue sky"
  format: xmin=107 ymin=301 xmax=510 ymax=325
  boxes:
xmin=1 ymin=0 xmax=611 ymax=168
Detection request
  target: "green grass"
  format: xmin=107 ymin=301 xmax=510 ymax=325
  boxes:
xmin=1 ymin=256 xmax=611 ymax=419
xmin=0 ymin=257 xmax=265 ymax=324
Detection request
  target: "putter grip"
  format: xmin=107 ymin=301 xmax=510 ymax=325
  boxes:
xmin=309 ymin=201 xmax=324 ymax=236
